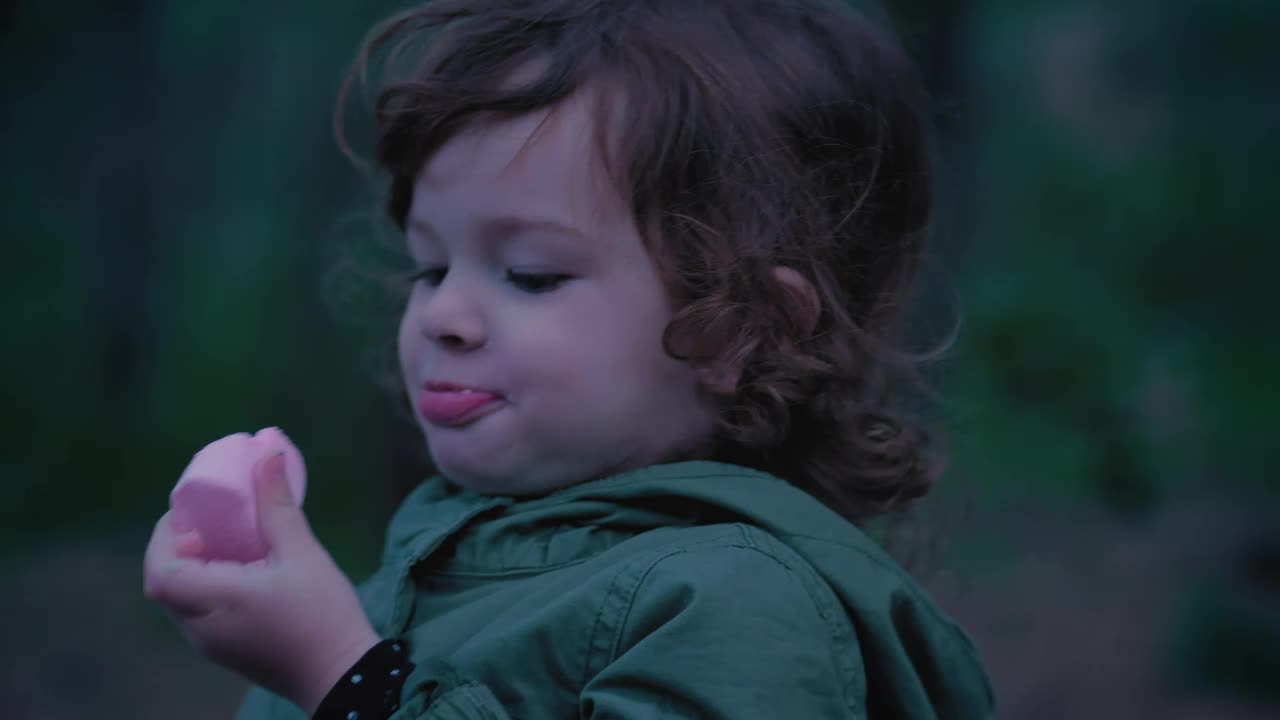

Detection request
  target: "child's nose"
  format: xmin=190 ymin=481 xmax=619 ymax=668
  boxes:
xmin=416 ymin=283 xmax=487 ymax=350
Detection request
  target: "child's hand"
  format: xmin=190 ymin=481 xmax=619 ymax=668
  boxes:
xmin=144 ymin=452 xmax=380 ymax=715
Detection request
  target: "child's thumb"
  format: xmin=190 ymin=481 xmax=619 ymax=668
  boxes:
xmin=253 ymin=451 xmax=310 ymax=552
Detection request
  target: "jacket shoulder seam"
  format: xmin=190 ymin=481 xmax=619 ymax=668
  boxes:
xmin=774 ymin=530 xmax=964 ymax=630
xmin=580 ymin=528 xmax=744 ymax=688
xmin=587 ymin=530 xmax=864 ymax=710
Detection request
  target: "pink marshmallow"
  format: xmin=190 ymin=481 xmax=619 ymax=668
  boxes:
xmin=169 ymin=427 xmax=307 ymax=562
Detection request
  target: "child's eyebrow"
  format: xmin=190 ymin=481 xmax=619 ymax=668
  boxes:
xmin=407 ymin=213 xmax=591 ymax=253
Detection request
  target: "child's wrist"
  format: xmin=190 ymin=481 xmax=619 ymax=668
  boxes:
xmin=295 ymin=626 xmax=383 ymax=716
xmin=310 ymin=636 xmax=416 ymax=720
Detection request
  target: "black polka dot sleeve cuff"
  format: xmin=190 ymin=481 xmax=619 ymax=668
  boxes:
xmin=312 ymin=638 xmax=416 ymax=720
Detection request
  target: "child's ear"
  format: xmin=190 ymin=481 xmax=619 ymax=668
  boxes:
xmin=694 ymin=267 xmax=820 ymax=396
xmin=772 ymin=266 xmax=821 ymax=338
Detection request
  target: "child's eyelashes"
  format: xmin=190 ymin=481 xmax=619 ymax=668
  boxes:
xmin=406 ymin=265 xmax=573 ymax=294
xmin=506 ymin=270 xmax=573 ymax=294
xmin=407 ymin=266 xmax=447 ymax=287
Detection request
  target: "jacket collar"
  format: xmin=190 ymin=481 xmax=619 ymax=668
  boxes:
xmin=380 ymin=460 xmax=893 ymax=576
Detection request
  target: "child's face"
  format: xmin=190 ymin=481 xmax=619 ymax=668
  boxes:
xmin=398 ymin=92 xmax=718 ymax=496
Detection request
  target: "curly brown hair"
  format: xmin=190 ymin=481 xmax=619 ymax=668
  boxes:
xmin=337 ymin=0 xmax=948 ymax=524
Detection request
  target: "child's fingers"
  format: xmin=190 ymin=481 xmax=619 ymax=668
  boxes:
xmin=144 ymin=510 xmax=191 ymax=553
xmin=143 ymin=512 xmax=198 ymax=569
xmin=143 ymin=511 xmax=181 ymax=577
xmin=144 ymin=514 xmax=206 ymax=615
xmin=145 ymin=512 xmax=246 ymax=615
xmin=148 ymin=555 xmax=255 ymax=618
xmin=175 ymin=531 xmax=205 ymax=559
xmin=170 ymin=509 xmax=194 ymax=534
xmin=145 ymin=510 xmax=207 ymax=560
xmin=253 ymin=453 xmax=316 ymax=559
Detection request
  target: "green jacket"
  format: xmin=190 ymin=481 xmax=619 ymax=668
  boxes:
xmin=235 ymin=461 xmax=994 ymax=719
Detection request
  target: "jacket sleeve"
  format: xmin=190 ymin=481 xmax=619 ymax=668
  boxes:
xmin=236 ymin=541 xmax=863 ymax=719
xmin=231 ymin=652 xmax=516 ymax=720
xmin=234 ymin=685 xmax=306 ymax=720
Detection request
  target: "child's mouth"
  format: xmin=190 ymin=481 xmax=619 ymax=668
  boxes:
xmin=417 ymin=387 xmax=503 ymax=427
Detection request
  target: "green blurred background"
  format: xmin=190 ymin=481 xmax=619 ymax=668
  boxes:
xmin=2 ymin=1 xmax=1277 ymax=717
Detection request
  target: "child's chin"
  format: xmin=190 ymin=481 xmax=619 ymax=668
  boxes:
xmin=434 ymin=458 xmax=575 ymax=498
xmin=431 ymin=449 xmax=514 ymax=492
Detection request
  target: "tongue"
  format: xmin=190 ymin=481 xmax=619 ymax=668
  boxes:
xmin=420 ymin=391 xmax=497 ymax=423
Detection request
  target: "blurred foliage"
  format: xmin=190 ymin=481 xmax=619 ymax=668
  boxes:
xmin=1167 ymin=554 xmax=1280 ymax=701
xmin=0 ymin=0 xmax=411 ymax=577
xmin=941 ymin=0 xmax=1279 ymax=515
xmin=2 ymin=0 xmax=1276 ymax=576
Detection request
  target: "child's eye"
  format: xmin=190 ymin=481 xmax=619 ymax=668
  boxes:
xmin=507 ymin=270 xmax=572 ymax=294
xmin=407 ymin=266 xmax=447 ymax=287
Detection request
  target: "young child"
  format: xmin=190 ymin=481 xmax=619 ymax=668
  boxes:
xmin=144 ymin=0 xmax=995 ymax=717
